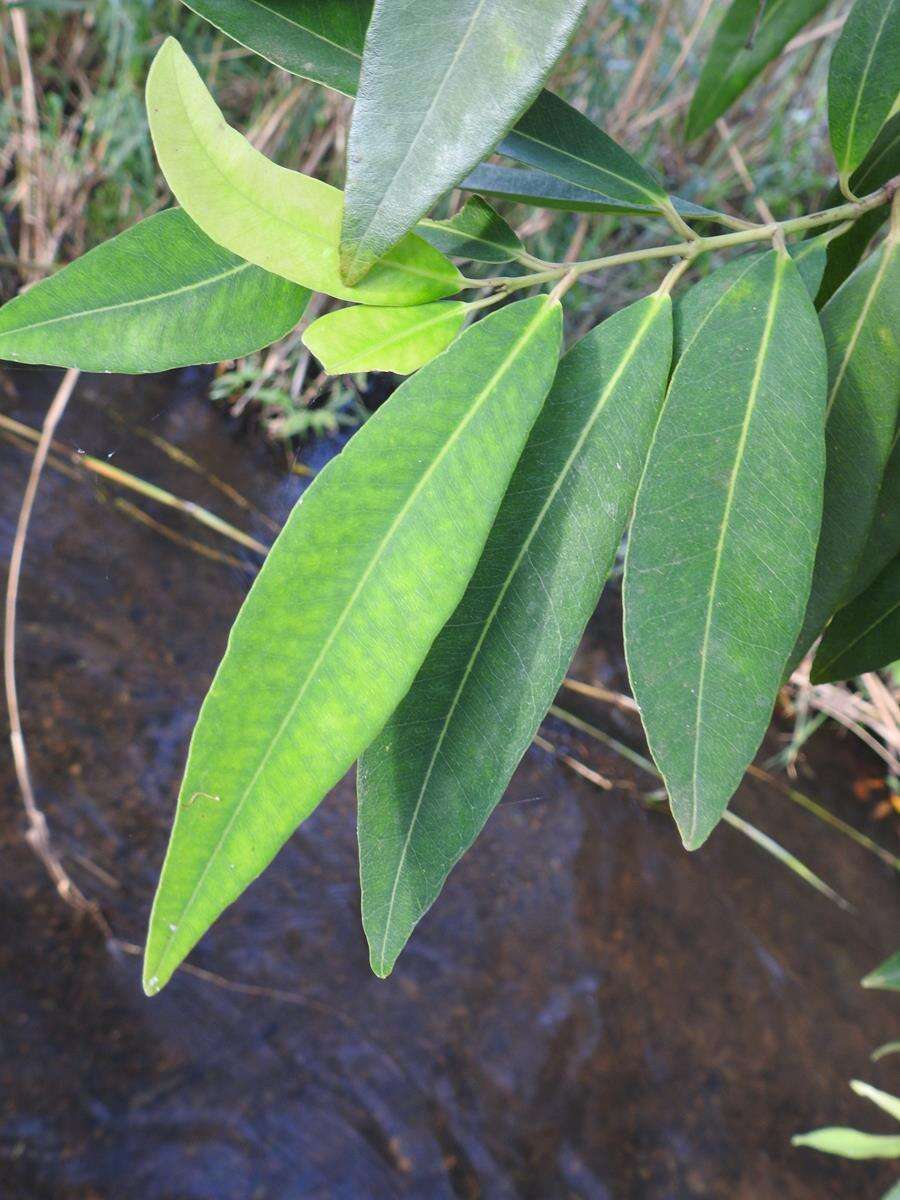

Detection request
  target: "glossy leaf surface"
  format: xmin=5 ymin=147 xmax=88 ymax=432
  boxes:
xmin=810 ymin=555 xmax=900 ymax=683
xmin=829 ymin=0 xmax=900 ymax=183
xmin=850 ymin=428 xmax=900 ymax=599
xmin=625 ymin=251 xmax=827 ymax=849
xmin=302 ymin=301 xmax=466 ymax=375
xmin=146 ymin=38 xmax=462 ymax=305
xmin=791 ymin=238 xmax=900 ymax=667
xmin=792 ymin=1129 xmax=900 ymax=1159
xmin=181 ymin=0 xmax=372 ymax=95
xmin=461 ymin=163 xmax=722 ymax=221
xmin=0 ymin=209 xmax=309 ymax=372
xmin=143 ymin=296 xmax=562 ymax=994
xmin=499 ymin=88 xmax=666 ymax=211
xmin=417 ymin=197 xmax=523 ymax=263
xmin=817 ymin=113 xmax=900 ymax=305
xmin=686 ymin=0 xmax=829 ymax=140
xmin=358 ymin=293 xmax=673 ymax=976
xmin=864 ymin=949 xmax=900 ymax=990
xmin=339 ymin=0 xmax=588 ymax=282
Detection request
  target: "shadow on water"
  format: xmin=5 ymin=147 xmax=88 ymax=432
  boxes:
xmin=1 ymin=367 xmax=898 ymax=1199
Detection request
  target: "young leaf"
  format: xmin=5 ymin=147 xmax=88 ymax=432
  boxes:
xmin=810 ymin=555 xmax=900 ymax=683
xmin=624 ymin=251 xmax=827 ymax=850
xmin=142 ymin=296 xmax=562 ymax=995
xmin=417 ymin=197 xmax=524 ymax=263
xmin=339 ymin=0 xmax=589 ymax=283
xmin=357 ymin=293 xmax=673 ymax=976
xmin=817 ymin=113 xmax=900 ymax=305
xmin=829 ymin=0 xmax=900 ymax=186
xmin=790 ymin=238 xmax=900 ymax=668
xmin=302 ymin=301 xmax=466 ymax=375
xmin=791 ymin=1129 xmax=900 ymax=1159
xmin=851 ymin=1081 xmax=900 ymax=1123
xmin=146 ymin=38 xmax=462 ymax=306
xmin=180 ymin=0 xmax=372 ymax=95
xmin=0 ymin=209 xmax=309 ymax=373
xmin=685 ymin=0 xmax=829 ymax=141
xmin=863 ymin=949 xmax=900 ymax=990
xmin=461 ymin=163 xmax=730 ymax=223
xmin=498 ymin=88 xmax=667 ymax=212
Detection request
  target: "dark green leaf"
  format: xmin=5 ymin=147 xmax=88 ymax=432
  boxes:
xmin=791 ymin=238 xmax=900 ymax=667
xmin=625 ymin=251 xmax=827 ymax=849
xmin=863 ymin=948 xmax=900 ymax=990
xmin=146 ymin=38 xmax=462 ymax=305
xmin=499 ymin=88 xmax=667 ymax=211
xmin=180 ymin=0 xmax=372 ymax=95
xmin=810 ymin=555 xmax=900 ymax=683
xmin=686 ymin=0 xmax=829 ymax=140
xmin=142 ymin=296 xmax=562 ymax=995
xmin=0 ymin=209 xmax=308 ymax=373
xmin=302 ymin=301 xmax=467 ymax=374
xmin=339 ymin=0 xmax=588 ymax=282
xmin=829 ymin=0 xmax=900 ymax=185
xmin=849 ymin=427 xmax=900 ymax=600
xmin=460 ymin=163 xmax=723 ymax=221
xmin=358 ymin=293 xmax=673 ymax=976
xmin=416 ymin=197 xmax=524 ymax=263
xmin=817 ymin=113 xmax=900 ymax=305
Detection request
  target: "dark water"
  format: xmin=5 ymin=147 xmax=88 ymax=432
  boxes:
xmin=1 ymin=368 xmax=898 ymax=1199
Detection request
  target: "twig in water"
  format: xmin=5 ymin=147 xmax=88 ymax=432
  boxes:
xmin=3 ymin=368 xmax=109 ymax=935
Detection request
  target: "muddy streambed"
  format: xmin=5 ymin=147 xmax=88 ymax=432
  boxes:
xmin=1 ymin=367 xmax=898 ymax=1199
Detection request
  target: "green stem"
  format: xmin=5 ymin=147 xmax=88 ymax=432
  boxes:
xmin=466 ymin=179 xmax=898 ymax=295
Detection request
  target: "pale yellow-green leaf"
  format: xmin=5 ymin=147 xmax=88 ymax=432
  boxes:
xmin=145 ymin=38 xmax=463 ymax=306
xmin=302 ymin=301 xmax=467 ymax=375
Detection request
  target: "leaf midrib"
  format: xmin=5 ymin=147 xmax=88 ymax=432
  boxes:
xmin=149 ymin=297 xmax=556 ymax=985
xmin=343 ymin=0 xmax=490 ymax=277
xmin=825 ymin=241 xmax=894 ymax=418
xmin=688 ymin=253 xmax=786 ymax=845
xmin=325 ymin=304 xmax=463 ymax=373
xmin=817 ymin=592 xmax=900 ymax=677
xmin=373 ymin=295 xmax=665 ymax=973
xmin=840 ymin=0 xmax=895 ymax=175
xmin=0 ymin=261 xmax=250 ymax=337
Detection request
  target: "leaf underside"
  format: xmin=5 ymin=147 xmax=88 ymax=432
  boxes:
xmin=302 ymin=301 xmax=467 ymax=375
xmin=625 ymin=251 xmax=827 ymax=849
xmin=339 ymin=0 xmax=589 ymax=281
xmin=143 ymin=296 xmax=561 ymax=994
xmin=416 ymin=196 xmax=524 ymax=263
xmin=358 ymin=293 xmax=673 ymax=976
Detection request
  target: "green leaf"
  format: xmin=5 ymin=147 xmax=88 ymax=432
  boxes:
xmin=686 ymin=0 xmax=829 ymax=141
xmin=851 ymin=1081 xmax=900 ymax=1124
xmin=0 ymin=209 xmax=309 ymax=373
xmin=461 ymin=163 xmax=723 ymax=222
xmin=416 ymin=197 xmax=524 ymax=263
xmin=792 ymin=1128 xmax=900 ymax=1159
xmin=810 ymin=555 xmax=900 ymax=683
xmin=498 ymin=88 xmax=667 ymax=212
xmin=864 ymin=948 xmax=900 ymax=990
xmin=624 ymin=251 xmax=827 ymax=849
xmin=357 ymin=292 xmax=673 ymax=976
xmin=829 ymin=0 xmax=900 ymax=186
xmin=339 ymin=0 xmax=588 ymax=282
xmin=302 ymin=301 xmax=467 ymax=375
xmin=180 ymin=0 xmax=371 ymax=95
xmin=881 ymin=1182 xmax=900 ymax=1200
xmin=142 ymin=295 xmax=561 ymax=995
xmin=817 ymin=113 xmax=900 ymax=306
xmin=849 ymin=427 xmax=900 ymax=600
xmin=791 ymin=238 xmax=900 ymax=668
xmin=146 ymin=38 xmax=462 ymax=306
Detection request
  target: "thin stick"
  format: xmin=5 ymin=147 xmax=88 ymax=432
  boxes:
xmin=3 ymin=368 xmax=108 ymax=934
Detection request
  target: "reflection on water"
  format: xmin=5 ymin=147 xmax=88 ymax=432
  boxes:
xmin=1 ymin=368 xmax=898 ymax=1199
